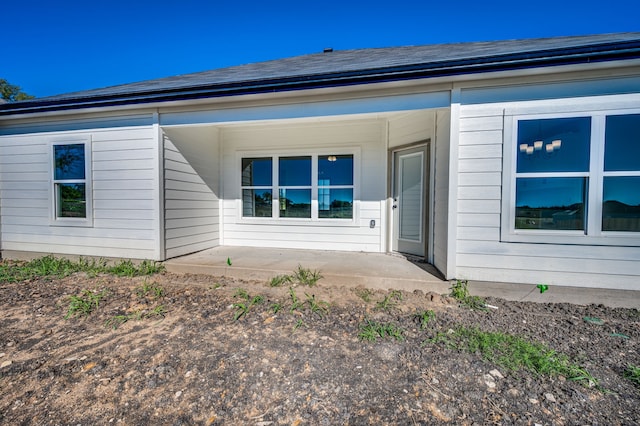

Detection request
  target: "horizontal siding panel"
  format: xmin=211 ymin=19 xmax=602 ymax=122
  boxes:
xmin=224 ymin=230 xmax=379 ymax=244
xmin=0 ymin=172 xmax=49 ymax=182
xmin=0 ymin=153 xmax=47 ymax=164
xmin=93 ymin=159 xmax=155 ymax=171
xmin=165 ymin=189 xmax=217 ymax=201
xmin=92 ymin=139 xmax=156 ymax=151
xmin=93 ymin=149 xmax=154 ymax=162
xmin=455 ymin=266 xmax=639 ymax=291
xmin=0 ymin=163 xmax=48 ymax=173
xmin=457 ymin=226 xmax=500 ymax=241
xmin=165 ymin=209 xmax=216 ymax=219
xmin=458 ymin=144 xmax=502 ymax=159
xmin=165 ymin=199 xmax=218 ymax=210
xmin=93 ymin=169 xmax=155 ymax=181
xmin=2 ymin=232 xmax=155 ymax=249
xmin=458 ymin=130 xmax=503 ymax=146
xmin=458 ymin=172 xmax=502 ymax=186
xmin=0 ymin=181 xmax=48 ymax=191
xmin=458 ymin=186 xmax=501 ymax=200
xmin=224 ymin=223 xmax=373 ymax=235
xmin=457 ymin=199 xmax=501 ymax=214
xmin=459 ymin=116 xmax=503 ymax=132
xmin=1 ymin=241 xmax=157 ymax=260
xmin=456 ymin=240 xmax=640 ymax=262
xmin=4 ymin=224 xmax=154 ymax=240
xmin=165 ymin=169 xmax=207 ymax=184
xmin=166 ymin=216 xmax=218 ymax=229
xmin=166 ymin=234 xmax=218 ymax=250
xmin=94 ymin=190 xmax=154 ymax=200
xmin=225 ymin=238 xmax=379 ymax=252
xmin=165 ymin=240 xmax=219 ymax=259
xmin=458 ymin=158 xmax=502 ymax=173
xmin=457 ymin=253 xmax=640 ymax=276
xmin=457 ymin=213 xmax=501 ymax=227
xmin=165 ymin=179 xmax=213 ymax=192
xmin=1 ymin=190 xmax=48 ymax=199
xmin=91 ymin=127 xmax=154 ymax=142
xmin=1 ymin=207 xmax=48 ymax=217
xmin=93 ymin=179 xmax=155 ymax=190
xmin=166 ymin=224 xmax=218 ymax=240
xmin=94 ymin=199 xmax=154 ymax=210
xmin=94 ymin=219 xmax=155 ymax=230
xmin=165 ymin=158 xmax=201 ymax=174
xmin=93 ymin=209 xmax=155 ymax=221
xmin=0 ymin=144 xmax=47 ymax=156
xmin=1 ymin=198 xmax=49 ymax=208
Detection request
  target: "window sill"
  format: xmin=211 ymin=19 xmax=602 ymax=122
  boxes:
xmin=501 ymin=230 xmax=640 ymax=247
xmin=50 ymin=218 xmax=94 ymax=228
xmin=240 ymin=217 xmax=359 ymax=227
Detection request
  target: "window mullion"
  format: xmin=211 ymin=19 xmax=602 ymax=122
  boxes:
xmin=273 ymin=155 xmax=279 ymax=218
xmin=311 ymin=155 xmax=318 ymax=220
xmin=588 ymin=115 xmax=606 ymax=236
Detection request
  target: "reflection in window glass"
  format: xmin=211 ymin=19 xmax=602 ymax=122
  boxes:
xmin=242 ymin=189 xmax=272 ymax=217
xmin=54 ymin=144 xmax=85 ymax=180
xmin=56 ymin=183 xmax=86 ymax=218
xmin=515 ymin=178 xmax=586 ymax=231
xmin=279 ymin=189 xmax=311 ymax=218
xmin=604 ymin=114 xmax=640 ymax=171
xmin=602 ymin=177 xmax=640 ymax=232
xmin=279 ymin=157 xmax=311 ymax=186
xmin=242 ymin=158 xmax=272 ymax=186
xmin=318 ymin=155 xmax=353 ymax=185
xmin=318 ymin=188 xmax=353 ymax=218
xmin=517 ymin=117 xmax=591 ymax=173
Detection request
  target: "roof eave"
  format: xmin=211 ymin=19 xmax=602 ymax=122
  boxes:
xmin=2 ymin=40 xmax=640 ymax=117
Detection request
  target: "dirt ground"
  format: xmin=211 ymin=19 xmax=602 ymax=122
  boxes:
xmin=0 ymin=270 xmax=638 ymax=425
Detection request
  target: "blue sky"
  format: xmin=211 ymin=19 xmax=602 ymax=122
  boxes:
xmin=3 ymin=0 xmax=639 ymax=98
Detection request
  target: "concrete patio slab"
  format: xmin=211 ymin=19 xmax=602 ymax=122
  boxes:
xmin=164 ymin=247 xmax=640 ymax=309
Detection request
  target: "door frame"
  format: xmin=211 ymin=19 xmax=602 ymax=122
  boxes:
xmin=389 ymin=140 xmax=432 ymax=261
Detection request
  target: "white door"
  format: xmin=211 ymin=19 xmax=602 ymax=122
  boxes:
xmin=392 ymin=146 xmax=428 ymax=257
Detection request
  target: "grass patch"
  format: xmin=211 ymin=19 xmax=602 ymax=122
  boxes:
xmin=450 ymin=280 xmax=487 ymax=310
xmin=624 ymin=364 xmax=640 ymax=387
xmin=358 ymin=318 xmax=405 ymax=342
xmin=105 ymin=305 xmax=167 ymax=329
xmin=413 ymin=310 xmax=436 ymax=330
xmin=232 ymin=288 xmax=264 ymax=321
xmin=376 ymin=290 xmax=403 ymax=311
xmin=135 ymin=281 xmax=165 ymax=299
xmin=0 ymin=255 xmax=164 ymax=283
xmin=65 ymin=289 xmax=108 ymax=319
xmin=429 ymin=326 xmax=598 ymax=387
xmin=269 ymin=274 xmax=293 ymax=287
xmin=354 ymin=287 xmax=374 ymax=303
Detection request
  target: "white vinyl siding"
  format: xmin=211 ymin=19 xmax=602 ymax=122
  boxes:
xmin=163 ymin=135 xmax=220 ymax=258
xmin=454 ymin=90 xmax=640 ymax=290
xmin=0 ymin=125 xmax=160 ymax=259
xmin=221 ymin=119 xmax=385 ymax=252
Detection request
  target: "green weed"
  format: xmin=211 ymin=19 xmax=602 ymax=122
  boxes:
xmin=108 ymin=259 xmax=164 ymax=277
xmin=376 ymin=290 xmax=403 ymax=311
xmin=65 ymin=289 xmax=107 ymax=319
xmin=293 ymin=319 xmax=307 ymax=333
xmin=429 ymin=326 xmax=598 ymax=387
xmin=293 ymin=264 xmax=323 ymax=287
xmin=413 ymin=310 xmax=436 ymax=330
xmin=232 ymin=289 xmax=263 ymax=321
xmin=269 ymin=274 xmax=293 ymax=287
xmin=624 ymin=364 xmax=640 ymax=387
xmin=305 ymin=293 xmax=330 ymax=318
xmin=105 ymin=305 xmax=166 ymax=329
xmin=354 ymin=287 xmax=374 ymax=303
xmin=358 ymin=319 xmax=405 ymax=342
xmin=450 ymin=280 xmax=487 ymax=310
xmin=288 ymin=287 xmax=304 ymax=313
xmin=271 ymin=303 xmax=283 ymax=314
xmin=135 ymin=281 xmax=165 ymax=299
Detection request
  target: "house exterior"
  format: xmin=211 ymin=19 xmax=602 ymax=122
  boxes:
xmin=1 ymin=33 xmax=639 ymax=290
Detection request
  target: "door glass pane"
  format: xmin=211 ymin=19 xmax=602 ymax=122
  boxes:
xmin=56 ymin=183 xmax=86 ymax=218
xmin=318 ymin=155 xmax=353 ymax=185
xmin=517 ymin=117 xmax=591 ymax=173
xmin=515 ymin=177 xmax=586 ymax=230
xmin=604 ymin=114 xmax=640 ymax=171
xmin=279 ymin=189 xmax=311 ymax=218
xmin=242 ymin=189 xmax=272 ymax=217
xmin=399 ymin=154 xmax=422 ymax=241
xmin=242 ymin=158 xmax=272 ymax=186
xmin=602 ymin=176 xmax=640 ymax=232
xmin=54 ymin=144 xmax=85 ymax=180
xmin=279 ymin=156 xmax=311 ymax=186
xmin=318 ymin=188 xmax=353 ymax=219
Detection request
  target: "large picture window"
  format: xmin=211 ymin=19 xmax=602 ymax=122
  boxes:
xmin=241 ymin=153 xmax=354 ymax=221
xmin=52 ymin=142 xmax=91 ymax=223
xmin=507 ymin=111 xmax=640 ymax=244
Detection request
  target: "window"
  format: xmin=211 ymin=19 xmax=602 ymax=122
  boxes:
xmin=52 ymin=142 xmax=91 ymax=224
xmin=602 ymin=114 xmax=640 ymax=232
xmin=505 ymin=111 xmax=640 ymax=245
xmin=241 ymin=153 xmax=355 ymax=221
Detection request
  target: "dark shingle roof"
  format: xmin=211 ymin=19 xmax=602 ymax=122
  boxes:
xmin=2 ymin=33 xmax=640 ymax=115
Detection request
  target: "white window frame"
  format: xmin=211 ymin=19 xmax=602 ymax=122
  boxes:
xmin=238 ymin=148 xmax=359 ymax=226
xmin=50 ymin=138 xmax=93 ymax=227
xmin=502 ymin=109 xmax=640 ymax=247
